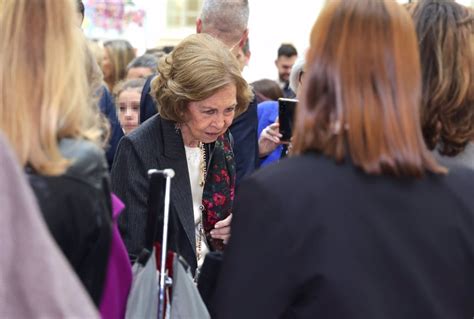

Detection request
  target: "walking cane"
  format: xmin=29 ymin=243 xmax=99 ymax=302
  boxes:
xmin=147 ymin=168 xmax=175 ymax=319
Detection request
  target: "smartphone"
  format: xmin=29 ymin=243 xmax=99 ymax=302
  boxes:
xmin=278 ymin=98 xmax=298 ymax=142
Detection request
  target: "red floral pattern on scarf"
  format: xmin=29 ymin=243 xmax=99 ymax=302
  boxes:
xmin=201 ymin=134 xmax=235 ymax=251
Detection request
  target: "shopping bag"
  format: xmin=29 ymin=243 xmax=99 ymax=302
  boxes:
xmin=125 ymin=250 xmax=158 ymax=319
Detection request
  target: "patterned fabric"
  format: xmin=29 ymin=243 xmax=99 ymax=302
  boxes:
xmin=201 ymin=134 xmax=236 ymax=251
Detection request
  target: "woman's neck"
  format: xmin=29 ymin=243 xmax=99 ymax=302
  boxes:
xmin=180 ymin=123 xmax=200 ymax=147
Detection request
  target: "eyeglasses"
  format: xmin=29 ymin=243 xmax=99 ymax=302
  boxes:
xmin=228 ymin=40 xmax=243 ymax=57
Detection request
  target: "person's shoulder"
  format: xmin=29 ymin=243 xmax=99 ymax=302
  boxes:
xmin=59 ymin=138 xmax=109 ymax=188
xmin=127 ymin=114 xmax=162 ymax=143
xmin=257 ymin=100 xmax=278 ymax=108
xmin=143 ymin=74 xmax=156 ymax=90
xmin=440 ymin=166 xmax=474 ymax=202
xmin=248 ymin=153 xmax=333 ymax=186
xmin=98 ymin=85 xmax=114 ymax=113
xmin=257 ymin=100 xmax=278 ymax=112
xmin=60 ymin=138 xmax=105 ymax=167
xmin=257 ymin=100 xmax=278 ymax=120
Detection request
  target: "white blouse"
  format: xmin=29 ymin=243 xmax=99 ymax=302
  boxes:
xmin=184 ymin=145 xmax=210 ymax=268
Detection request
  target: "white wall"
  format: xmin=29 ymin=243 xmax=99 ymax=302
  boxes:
xmin=243 ymin=0 xmax=473 ymax=82
xmin=243 ymin=0 xmax=325 ymax=82
xmin=85 ymin=0 xmax=473 ymax=81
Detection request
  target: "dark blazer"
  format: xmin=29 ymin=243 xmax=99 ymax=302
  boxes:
xmin=138 ymin=79 xmax=259 ymax=184
xmin=214 ymin=153 xmax=474 ymax=319
xmin=111 ymin=114 xmax=198 ymax=271
xmin=139 ymin=75 xmax=158 ymax=124
xmin=229 ymin=94 xmax=259 ymax=185
xmin=28 ymin=139 xmax=113 ymax=306
xmin=98 ymin=86 xmax=124 ymax=169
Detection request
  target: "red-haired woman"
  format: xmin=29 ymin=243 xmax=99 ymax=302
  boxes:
xmin=214 ymin=0 xmax=474 ymax=318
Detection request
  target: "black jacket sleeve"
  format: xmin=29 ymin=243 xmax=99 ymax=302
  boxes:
xmin=28 ymin=139 xmax=113 ymax=306
xmin=111 ymin=136 xmax=150 ymax=259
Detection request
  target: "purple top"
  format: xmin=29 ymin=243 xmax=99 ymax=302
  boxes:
xmin=100 ymin=194 xmax=132 ymax=319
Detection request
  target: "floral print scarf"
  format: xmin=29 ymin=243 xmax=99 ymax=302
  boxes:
xmin=201 ymin=134 xmax=235 ymax=251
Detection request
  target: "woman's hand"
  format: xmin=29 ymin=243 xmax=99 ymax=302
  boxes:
xmin=259 ymin=122 xmax=283 ymax=157
xmin=211 ymin=213 xmax=232 ymax=244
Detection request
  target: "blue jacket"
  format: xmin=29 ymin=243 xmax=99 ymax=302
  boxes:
xmin=99 ymin=86 xmax=124 ymax=169
xmin=257 ymin=101 xmax=282 ymax=167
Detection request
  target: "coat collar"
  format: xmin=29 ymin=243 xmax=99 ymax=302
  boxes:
xmin=157 ymin=116 xmax=197 ymax=254
xmin=160 ymin=117 xmax=185 ymax=159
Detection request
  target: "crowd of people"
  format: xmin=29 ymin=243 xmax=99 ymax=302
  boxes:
xmin=1 ymin=0 xmax=473 ymax=318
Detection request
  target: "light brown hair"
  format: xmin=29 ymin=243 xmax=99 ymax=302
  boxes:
xmin=103 ymin=39 xmax=136 ymax=91
xmin=291 ymin=0 xmax=445 ymax=177
xmin=113 ymin=78 xmax=146 ymax=103
xmin=0 ymin=0 xmax=103 ymax=175
xmin=411 ymin=0 xmax=474 ymax=156
xmin=151 ymin=33 xmax=253 ymax=123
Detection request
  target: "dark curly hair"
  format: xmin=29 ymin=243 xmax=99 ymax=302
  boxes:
xmin=411 ymin=0 xmax=474 ymax=156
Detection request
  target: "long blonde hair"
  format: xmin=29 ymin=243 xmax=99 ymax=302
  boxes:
xmin=103 ymin=39 xmax=136 ymax=91
xmin=0 ymin=0 xmax=103 ymax=175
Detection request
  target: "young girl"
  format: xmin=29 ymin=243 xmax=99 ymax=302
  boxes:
xmin=113 ymin=78 xmax=146 ymax=134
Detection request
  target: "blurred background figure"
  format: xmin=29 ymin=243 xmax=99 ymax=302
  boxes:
xmin=251 ymin=78 xmax=284 ymax=104
xmin=0 ymin=0 xmax=113 ymax=307
xmin=0 ymin=133 xmax=98 ymax=319
xmin=77 ymin=0 xmax=124 ymax=169
xmin=126 ymin=54 xmax=158 ymax=80
xmin=235 ymin=38 xmax=251 ymax=72
xmin=87 ymin=39 xmax=105 ymax=66
xmin=197 ymin=0 xmax=259 ymax=184
xmin=275 ymin=43 xmax=298 ymax=98
xmin=196 ymin=0 xmax=249 ymax=49
xmin=145 ymin=45 xmax=175 ymax=61
xmin=257 ymin=59 xmax=304 ymax=167
xmin=102 ymin=39 xmax=136 ymax=92
xmin=410 ymin=0 xmax=474 ymax=170
xmin=113 ymin=78 xmax=146 ymax=134
xmin=214 ymin=0 xmax=474 ymax=318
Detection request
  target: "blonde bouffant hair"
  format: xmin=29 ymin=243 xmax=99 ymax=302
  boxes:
xmin=0 ymin=0 xmax=103 ymax=175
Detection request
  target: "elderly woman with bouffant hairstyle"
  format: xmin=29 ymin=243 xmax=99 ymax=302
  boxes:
xmin=111 ymin=33 xmax=253 ymax=275
xmin=0 ymin=0 xmax=112 ymax=306
xmin=214 ymin=0 xmax=474 ymax=318
xmin=410 ymin=0 xmax=474 ymax=170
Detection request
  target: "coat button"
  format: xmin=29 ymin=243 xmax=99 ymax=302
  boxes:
xmin=199 ymin=205 xmax=205 ymax=211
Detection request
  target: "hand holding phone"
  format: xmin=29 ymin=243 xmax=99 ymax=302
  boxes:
xmin=278 ymin=98 xmax=298 ymax=142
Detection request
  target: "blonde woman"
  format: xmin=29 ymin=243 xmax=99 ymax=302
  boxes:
xmin=102 ymin=39 xmax=136 ymax=92
xmin=0 ymin=0 xmax=112 ymax=306
xmin=0 ymin=133 xmax=98 ymax=319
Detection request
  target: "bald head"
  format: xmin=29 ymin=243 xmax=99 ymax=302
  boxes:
xmin=197 ymin=0 xmax=249 ymax=47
